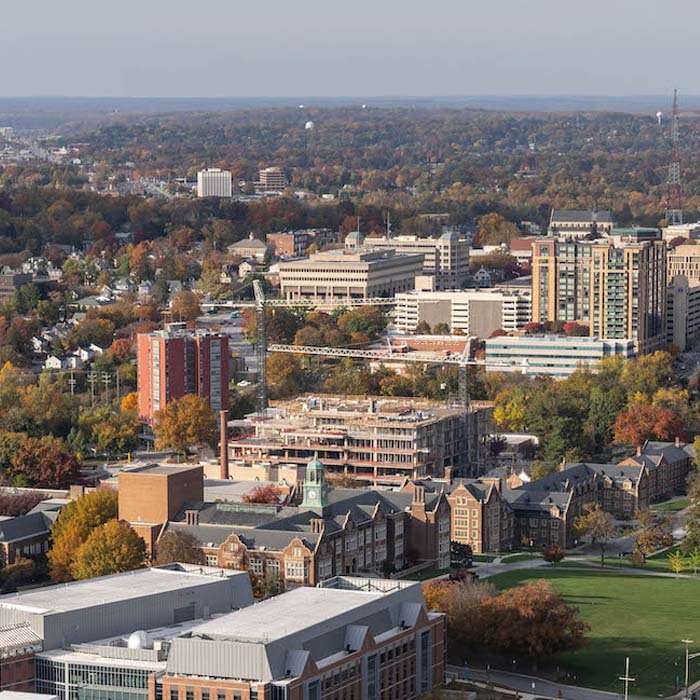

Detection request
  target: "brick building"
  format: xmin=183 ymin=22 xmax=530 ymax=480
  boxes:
xmin=119 ymin=458 xmax=452 ymax=587
xmin=136 ymin=325 xmax=229 ymax=425
xmin=0 ymin=623 xmax=43 ymax=691
xmin=159 ymin=576 xmax=445 ymax=700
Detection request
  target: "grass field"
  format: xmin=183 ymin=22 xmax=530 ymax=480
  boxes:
xmin=651 ymin=497 xmax=690 ymax=512
xmin=488 ymin=568 xmax=700 ymax=697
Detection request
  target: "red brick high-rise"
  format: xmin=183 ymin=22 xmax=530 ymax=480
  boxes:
xmin=137 ymin=323 xmax=229 ymax=424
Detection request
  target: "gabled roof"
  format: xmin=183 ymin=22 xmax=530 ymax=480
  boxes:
xmin=0 ymin=512 xmax=53 ymax=544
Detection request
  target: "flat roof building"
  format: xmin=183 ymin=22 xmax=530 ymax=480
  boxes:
xmin=359 ymin=231 xmax=470 ymax=289
xmin=0 ymin=564 xmax=254 ymax=651
xmin=196 ymin=169 xmax=232 ymax=198
xmin=279 ymin=249 xmax=423 ymax=301
xmin=136 ymin=325 xmax=229 ymax=425
xmin=485 ymin=334 xmax=636 ymax=378
xmin=394 ymin=288 xmax=531 ymax=336
xmin=162 ymin=576 xmax=444 ymax=700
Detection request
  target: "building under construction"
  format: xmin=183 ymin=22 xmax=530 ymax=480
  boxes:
xmin=229 ymin=394 xmax=493 ymax=484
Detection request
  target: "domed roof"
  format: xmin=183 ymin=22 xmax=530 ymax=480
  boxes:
xmin=127 ymin=630 xmax=149 ymax=650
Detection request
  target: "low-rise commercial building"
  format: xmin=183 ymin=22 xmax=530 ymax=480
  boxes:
xmin=359 ymin=231 xmax=470 ymax=289
xmin=255 ymin=167 xmax=288 ymax=193
xmin=485 ymin=335 xmax=636 ymax=378
xmin=162 ymin=576 xmax=445 ymax=700
xmin=394 ymin=288 xmax=531 ymax=336
xmin=279 ymin=249 xmax=423 ymax=301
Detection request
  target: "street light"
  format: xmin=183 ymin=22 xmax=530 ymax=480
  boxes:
xmin=683 ymin=639 xmax=695 ymax=699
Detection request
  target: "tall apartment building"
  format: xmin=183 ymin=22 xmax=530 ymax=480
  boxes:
xmin=196 ymin=168 xmax=232 ymax=198
xmin=666 ymin=274 xmax=700 ymax=351
xmin=137 ymin=325 xmax=229 ymax=424
xmin=279 ymin=249 xmax=423 ymax=301
xmin=256 ymin=166 xmax=288 ymax=192
xmin=357 ymin=231 xmax=470 ymax=289
xmin=531 ymin=238 xmax=667 ymax=353
xmin=230 ymin=395 xmax=493 ymax=482
xmin=548 ymin=209 xmax=614 ymax=238
xmin=394 ymin=288 xmax=531 ymax=336
xmin=161 ymin=577 xmax=445 ymax=700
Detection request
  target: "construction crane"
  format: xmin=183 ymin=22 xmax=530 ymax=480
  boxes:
xmin=267 ymin=342 xmax=528 ymax=408
xmin=247 ymin=286 xmax=526 ymax=415
xmin=248 ymin=283 xmax=394 ymax=416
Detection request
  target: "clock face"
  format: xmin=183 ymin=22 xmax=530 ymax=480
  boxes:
xmin=307 ymin=489 xmax=318 ymax=500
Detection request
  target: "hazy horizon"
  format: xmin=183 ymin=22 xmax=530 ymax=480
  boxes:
xmin=3 ymin=0 xmax=700 ymax=98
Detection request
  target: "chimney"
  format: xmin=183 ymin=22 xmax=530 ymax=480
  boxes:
xmin=220 ymin=410 xmax=229 ymax=480
xmin=444 ymin=466 xmax=453 ymax=485
xmin=675 ymin=436 xmax=682 ymax=448
xmin=412 ymin=485 xmax=426 ymax=519
xmin=185 ymin=510 xmax=199 ymax=526
xmin=636 ymin=445 xmax=642 ymax=456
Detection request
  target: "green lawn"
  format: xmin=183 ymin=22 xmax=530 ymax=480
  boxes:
xmin=651 ymin=498 xmax=690 ymax=512
xmin=488 ymin=568 xmax=700 ymax=697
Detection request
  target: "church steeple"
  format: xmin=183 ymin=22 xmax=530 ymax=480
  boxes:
xmin=302 ymin=453 xmax=329 ymax=512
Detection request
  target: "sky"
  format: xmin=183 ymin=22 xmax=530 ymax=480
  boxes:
xmin=2 ymin=0 xmax=700 ymax=97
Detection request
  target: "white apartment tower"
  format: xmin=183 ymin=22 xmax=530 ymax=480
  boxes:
xmin=197 ymin=168 xmax=232 ymax=198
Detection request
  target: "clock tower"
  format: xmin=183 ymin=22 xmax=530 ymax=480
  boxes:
xmin=302 ymin=453 xmax=329 ymax=512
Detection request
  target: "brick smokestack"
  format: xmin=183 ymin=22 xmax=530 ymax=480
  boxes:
xmin=220 ymin=410 xmax=229 ymax=480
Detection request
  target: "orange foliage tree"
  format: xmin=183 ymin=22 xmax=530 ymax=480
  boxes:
xmin=612 ymin=404 xmax=683 ymax=446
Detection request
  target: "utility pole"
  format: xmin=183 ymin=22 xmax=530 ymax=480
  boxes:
xmin=619 ymin=657 xmax=635 ymax=700
xmin=101 ymin=372 xmax=112 ymax=402
xmin=87 ymin=372 xmax=98 ymax=407
xmin=683 ymin=639 xmax=694 ymax=699
xmin=68 ymin=370 xmax=76 ymax=396
xmin=667 ymin=88 xmax=683 ymax=225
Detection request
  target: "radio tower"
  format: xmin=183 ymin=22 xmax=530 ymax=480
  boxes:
xmin=666 ymin=88 xmax=683 ymax=225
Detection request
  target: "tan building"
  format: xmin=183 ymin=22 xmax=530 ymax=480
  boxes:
xmin=532 ymin=238 xmax=667 ymax=353
xmin=255 ymin=166 xmax=288 ymax=192
xmin=230 ymin=395 xmax=493 ymax=484
xmin=279 ymin=248 xmax=424 ymax=301
xmin=668 ymin=244 xmax=700 ymax=283
xmin=666 ymin=274 xmax=700 ymax=351
xmin=359 ymin=231 xmax=471 ymax=289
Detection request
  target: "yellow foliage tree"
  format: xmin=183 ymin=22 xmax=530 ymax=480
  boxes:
xmin=153 ymin=394 xmax=217 ymax=454
xmin=120 ymin=392 xmax=138 ymax=414
xmin=48 ymin=490 xmax=118 ymax=582
xmin=71 ymin=520 xmax=145 ymax=580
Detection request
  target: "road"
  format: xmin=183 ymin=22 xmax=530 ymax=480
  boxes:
xmin=449 ymin=665 xmax=646 ymax=700
xmin=197 ymin=313 xmax=258 ymax=374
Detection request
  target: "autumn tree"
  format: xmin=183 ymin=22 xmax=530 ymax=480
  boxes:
xmin=575 ymin=503 xmax=617 ymax=566
xmin=10 ymin=436 xmax=80 ymax=488
xmin=170 ymin=290 xmax=202 ymax=321
xmin=153 ymin=394 xmax=217 ymax=454
xmin=93 ymin=412 xmax=140 ymax=457
xmin=481 ymin=581 xmax=588 ymax=658
xmin=48 ymin=490 xmax=118 ymax=582
xmin=71 ymin=520 xmax=146 ymax=580
xmin=266 ymin=353 xmax=303 ymax=399
xmin=153 ymin=530 xmax=205 ymax=566
xmin=613 ymin=404 xmax=682 ymax=447
xmin=542 ymin=544 xmax=565 ymax=564
xmin=242 ymin=484 xmax=282 ymax=504
xmin=476 ymin=212 xmax=518 ymax=246
xmin=529 ymin=460 xmax=558 ymax=482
